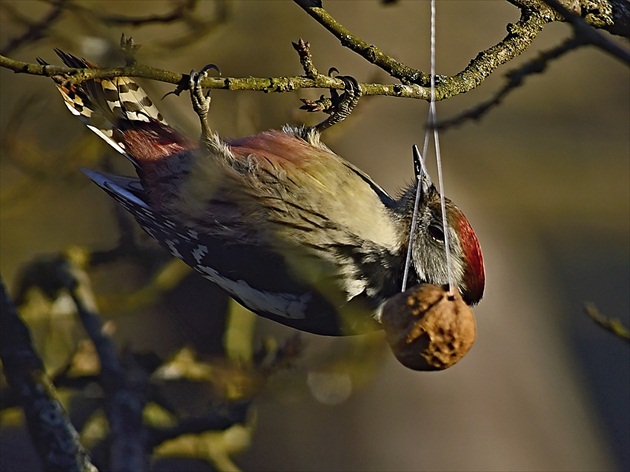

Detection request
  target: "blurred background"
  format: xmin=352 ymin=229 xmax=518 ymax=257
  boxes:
xmin=1 ymin=1 xmax=628 ymax=471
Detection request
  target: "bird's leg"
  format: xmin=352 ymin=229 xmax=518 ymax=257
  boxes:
xmin=314 ymin=76 xmax=362 ymax=133
xmin=189 ymin=65 xmax=220 ymax=144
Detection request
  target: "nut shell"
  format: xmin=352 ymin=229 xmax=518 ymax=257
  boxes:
xmin=381 ymin=284 xmax=476 ymax=371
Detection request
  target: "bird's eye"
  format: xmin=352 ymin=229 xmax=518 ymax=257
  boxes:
xmin=428 ymin=224 xmax=445 ymax=242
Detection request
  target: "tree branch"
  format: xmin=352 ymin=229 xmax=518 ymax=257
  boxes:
xmin=438 ymin=9 xmax=551 ymax=100
xmin=0 ymin=0 xmax=66 ymax=56
xmin=293 ymin=1 xmax=555 ymax=100
xmin=0 ymin=53 xmax=431 ymax=99
xmin=1 ymin=0 xmax=627 ymax=104
xmin=584 ymin=303 xmax=630 ymax=343
xmin=0 ymin=4 xmax=552 ymax=103
xmin=147 ymin=402 xmax=250 ymax=450
xmin=509 ymin=0 xmax=630 ymax=37
xmin=293 ymin=0 xmax=428 ymax=85
xmin=437 ymin=36 xmax=586 ymax=129
xmin=542 ymin=0 xmax=630 ymax=63
xmin=0 ymin=277 xmax=97 ymax=472
xmin=68 ymin=0 xmax=197 ymax=27
xmin=61 ymin=259 xmax=149 ymax=472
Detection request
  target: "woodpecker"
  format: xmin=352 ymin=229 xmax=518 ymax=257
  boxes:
xmin=44 ymin=50 xmax=484 ymax=336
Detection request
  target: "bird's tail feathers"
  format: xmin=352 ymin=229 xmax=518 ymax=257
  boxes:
xmin=44 ymin=50 xmax=173 ymax=163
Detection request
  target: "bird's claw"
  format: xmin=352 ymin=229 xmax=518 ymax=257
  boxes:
xmin=314 ymin=75 xmax=362 ymax=133
xmin=189 ymin=64 xmax=220 ymax=141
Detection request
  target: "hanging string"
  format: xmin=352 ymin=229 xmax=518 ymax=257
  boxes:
xmin=428 ymin=0 xmax=455 ymax=296
xmin=401 ymin=0 xmax=455 ymax=295
xmin=401 ymin=144 xmax=423 ymax=292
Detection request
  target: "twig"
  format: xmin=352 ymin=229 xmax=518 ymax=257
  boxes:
xmin=1 ymin=1 xmax=627 ymax=101
xmin=147 ymin=401 xmax=250 ymax=449
xmin=0 ymin=53 xmax=431 ymax=99
xmin=67 ymin=0 xmax=197 ymax=27
xmin=54 ymin=0 xmax=228 ymax=50
xmin=543 ymin=0 xmax=630 ymax=63
xmin=584 ymin=303 xmax=630 ymax=343
xmin=292 ymin=39 xmax=318 ymax=79
xmin=0 ymin=277 xmax=98 ymax=472
xmin=509 ymin=0 xmax=630 ymax=37
xmin=154 ymin=0 xmax=231 ymax=50
xmin=2 ymin=54 xmax=186 ymax=85
xmin=0 ymin=0 xmax=66 ymax=56
xmin=294 ymin=1 xmax=554 ymax=101
xmin=0 ymin=0 xmax=628 ymax=107
xmin=61 ymin=261 xmax=149 ymax=472
xmin=13 ymin=252 xmax=151 ymax=471
xmin=437 ymin=36 xmax=586 ymax=129
xmin=293 ymin=0 xmax=428 ymax=85
xmin=439 ymin=10 xmax=551 ymax=101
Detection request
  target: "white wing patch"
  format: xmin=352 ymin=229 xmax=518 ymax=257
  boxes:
xmin=193 ymin=244 xmax=313 ymax=319
xmin=191 ymin=244 xmax=208 ymax=264
xmin=165 ymin=239 xmax=183 ymax=259
xmin=195 ymin=263 xmax=311 ymax=320
xmin=82 ymin=168 xmax=312 ymax=320
xmin=81 ymin=168 xmax=150 ymax=210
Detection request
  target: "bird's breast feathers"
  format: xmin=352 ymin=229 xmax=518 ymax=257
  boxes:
xmin=173 ymin=129 xmax=403 ymax=254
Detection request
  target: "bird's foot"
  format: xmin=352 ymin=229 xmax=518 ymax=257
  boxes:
xmin=189 ymin=64 xmax=220 ymax=141
xmin=314 ymin=75 xmax=362 ymax=132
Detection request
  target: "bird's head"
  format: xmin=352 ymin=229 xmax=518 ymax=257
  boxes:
xmin=404 ymin=147 xmax=485 ymax=305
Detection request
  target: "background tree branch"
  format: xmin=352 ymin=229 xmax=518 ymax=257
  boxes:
xmin=0 ymin=0 xmax=627 ymax=109
xmin=0 ymin=0 xmax=627 ymax=470
xmin=0 ymin=277 xmax=98 ymax=472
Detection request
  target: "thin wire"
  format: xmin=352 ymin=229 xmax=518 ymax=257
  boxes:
xmin=401 ymin=0 xmax=454 ymax=294
xmin=401 ymin=5 xmax=433 ymax=293
xmin=433 ymin=111 xmax=455 ymax=295
xmin=401 ymin=145 xmax=423 ymax=292
xmin=429 ymin=0 xmax=455 ymax=295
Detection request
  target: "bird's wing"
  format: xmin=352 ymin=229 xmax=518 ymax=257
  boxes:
xmin=214 ymin=130 xmax=405 ymax=301
xmin=82 ymin=168 xmax=382 ymax=335
xmin=152 ymin=128 xmax=405 ymax=301
xmin=220 ymin=130 xmax=402 ymax=252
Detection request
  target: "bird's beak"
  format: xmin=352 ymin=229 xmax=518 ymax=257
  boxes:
xmin=412 ymin=144 xmax=434 ymax=196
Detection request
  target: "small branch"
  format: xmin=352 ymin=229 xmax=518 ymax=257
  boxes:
xmin=12 ymin=252 xmax=151 ymax=471
xmin=0 ymin=53 xmax=431 ymax=99
xmin=584 ymin=303 xmax=630 ymax=343
xmin=147 ymin=401 xmax=250 ymax=449
xmin=1 ymin=54 xmax=186 ymax=85
xmin=437 ymin=36 xmax=586 ymax=129
xmin=154 ymin=0 xmax=231 ymax=50
xmin=67 ymin=0 xmax=197 ymax=27
xmin=61 ymin=260 xmax=149 ymax=472
xmin=0 ymin=277 xmax=97 ymax=472
xmin=438 ymin=10 xmax=551 ymax=101
xmin=293 ymin=0 xmax=428 ymax=85
xmin=0 ymin=0 xmax=66 ymax=56
xmin=509 ymin=0 xmax=630 ymax=37
xmin=292 ymin=38 xmax=319 ymax=79
xmin=543 ymin=0 xmax=630 ymax=63
xmin=294 ymin=1 xmax=552 ymax=101
xmin=2 ymin=0 xmax=623 ymax=103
